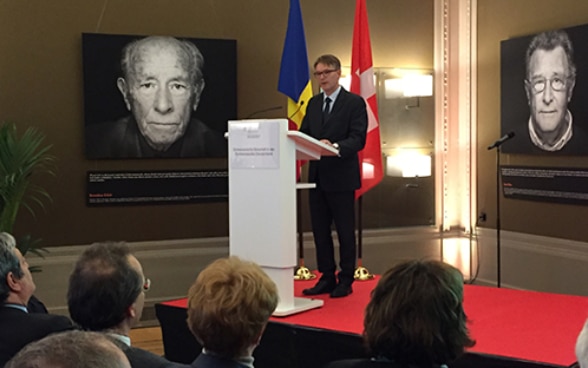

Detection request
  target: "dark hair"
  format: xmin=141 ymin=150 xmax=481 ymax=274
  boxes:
xmin=364 ymin=259 xmax=474 ymax=366
xmin=314 ymin=54 xmax=341 ymax=70
xmin=5 ymin=330 xmax=129 ymax=368
xmin=526 ymin=30 xmax=576 ymax=80
xmin=67 ymin=242 xmax=142 ymax=331
xmin=120 ymin=35 xmax=205 ymax=85
xmin=0 ymin=235 xmax=23 ymax=303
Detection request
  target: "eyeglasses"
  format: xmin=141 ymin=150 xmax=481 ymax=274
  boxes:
xmin=313 ymin=69 xmax=337 ymax=78
xmin=142 ymin=278 xmax=151 ymax=292
xmin=526 ymin=76 xmax=570 ymax=93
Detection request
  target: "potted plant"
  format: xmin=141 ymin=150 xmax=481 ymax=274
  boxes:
xmin=0 ymin=122 xmax=55 ymax=260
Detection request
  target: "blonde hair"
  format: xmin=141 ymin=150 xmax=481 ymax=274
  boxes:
xmin=187 ymin=256 xmax=278 ymax=358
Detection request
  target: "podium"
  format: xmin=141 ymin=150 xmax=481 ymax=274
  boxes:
xmin=227 ymin=119 xmax=338 ymax=316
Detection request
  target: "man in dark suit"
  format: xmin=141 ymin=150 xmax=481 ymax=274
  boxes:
xmin=300 ymin=54 xmax=367 ymax=298
xmin=85 ymin=36 xmax=227 ymax=159
xmin=0 ymin=233 xmax=75 ymax=367
xmin=67 ymin=242 xmax=188 ymax=368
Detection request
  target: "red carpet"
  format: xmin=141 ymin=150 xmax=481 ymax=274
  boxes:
xmin=163 ymin=277 xmax=588 ymax=366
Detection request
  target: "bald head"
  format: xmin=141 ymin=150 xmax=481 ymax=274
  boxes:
xmin=120 ymin=36 xmax=204 ymax=85
xmin=5 ymin=331 xmax=131 ymax=368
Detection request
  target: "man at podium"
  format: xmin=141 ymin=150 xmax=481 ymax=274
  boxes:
xmin=300 ymin=54 xmax=367 ymax=298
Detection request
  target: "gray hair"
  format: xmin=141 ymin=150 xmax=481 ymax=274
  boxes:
xmin=0 ymin=232 xmax=16 ymax=250
xmin=0 ymin=233 xmax=22 ymax=303
xmin=525 ymin=30 xmax=576 ymax=80
xmin=120 ymin=35 xmax=205 ymax=85
xmin=577 ymin=319 xmax=588 ymax=368
xmin=5 ymin=330 xmax=130 ymax=368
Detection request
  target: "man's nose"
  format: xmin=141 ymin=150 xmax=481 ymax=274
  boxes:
xmin=154 ymin=88 xmax=173 ymax=113
xmin=542 ymin=83 xmax=554 ymax=104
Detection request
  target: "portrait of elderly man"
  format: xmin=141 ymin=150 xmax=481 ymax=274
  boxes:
xmin=85 ymin=35 xmax=229 ymax=159
xmin=524 ymin=30 xmax=577 ymax=152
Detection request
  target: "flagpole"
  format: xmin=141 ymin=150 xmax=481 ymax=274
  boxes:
xmin=294 ymin=183 xmax=315 ymax=280
xmin=351 ymin=0 xmax=381 ymax=280
xmin=277 ymin=0 xmax=315 ymax=280
xmin=355 ymin=195 xmax=374 ymax=280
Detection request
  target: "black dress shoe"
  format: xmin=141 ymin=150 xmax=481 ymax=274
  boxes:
xmin=330 ymin=283 xmax=353 ymax=298
xmin=302 ymin=278 xmax=336 ymax=295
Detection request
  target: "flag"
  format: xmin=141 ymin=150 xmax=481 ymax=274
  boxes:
xmin=278 ymin=0 xmax=313 ymax=131
xmin=350 ymin=0 xmax=383 ymax=199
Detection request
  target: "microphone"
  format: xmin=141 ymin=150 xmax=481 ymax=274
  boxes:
xmin=487 ymin=131 xmax=515 ymax=150
xmin=245 ymin=106 xmax=283 ymax=119
xmin=288 ymin=100 xmax=305 ymax=120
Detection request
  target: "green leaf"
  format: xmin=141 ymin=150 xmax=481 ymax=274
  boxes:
xmin=0 ymin=122 xmax=55 ymax=270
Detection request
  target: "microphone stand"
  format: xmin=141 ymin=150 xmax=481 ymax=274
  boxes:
xmin=488 ymin=132 xmax=513 ymax=288
xmin=495 ymin=145 xmax=502 ymax=288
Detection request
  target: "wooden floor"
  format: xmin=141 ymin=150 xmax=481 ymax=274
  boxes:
xmin=129 ymin=326 xmax=165 ymax=357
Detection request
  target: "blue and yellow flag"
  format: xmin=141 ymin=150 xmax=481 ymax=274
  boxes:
xmin=278 ymin=0 xmax=313 ymax=130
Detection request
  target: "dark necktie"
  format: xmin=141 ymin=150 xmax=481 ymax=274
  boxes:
xmin=323 ymin=97 xmax=331 ymax=124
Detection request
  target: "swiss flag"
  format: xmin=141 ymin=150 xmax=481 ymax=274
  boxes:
xmin=350 ymin=0 xmax=383 ymax=199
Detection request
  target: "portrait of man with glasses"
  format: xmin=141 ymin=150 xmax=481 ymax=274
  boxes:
xmin=501 ymin=25 xmax=588 ymax=155
xmin=524 ymin=30 xmax=577 ymax=152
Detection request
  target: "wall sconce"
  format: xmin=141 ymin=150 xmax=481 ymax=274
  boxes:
xmin=337 ymin=67 xmax=376 ymax=93
xmin=362 ymin=162 xmax=375 ymax=179
xmin=386 ymin=152 xmax=432 ymax=178
xmin=340 ymin=73 xmax=351 ymax=91
xmin=384 ymin=73 xmax=433 ymax=109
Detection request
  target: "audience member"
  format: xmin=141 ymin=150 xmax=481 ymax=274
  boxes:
xmin=325 ymin=259 xmax=475 ymax=368
xmin=0 ymin=233 xmax=75 ymax=367
xmin=5 ymin=330 xmax=131 ymax=368
xmin=67 ymin=241 xmax=188 ymax=368
xmin=0 ymin=232 xmax=48 ymax=313
xmin=576 ymin=319 xmax=588 ymax=368
xmin=186 ymin=256 xmax=278 ymax=367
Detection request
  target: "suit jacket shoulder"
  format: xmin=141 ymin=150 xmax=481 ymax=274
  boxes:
xmin=300 ymin=88 xmax=368 ymax=191
xmin=324 ymin=359 xmax=423 ymax=368
xmin=190 ymin=352 xmax=245 ymax=368
xmin=0 ymin=307 xmax=75 ymax=366
xmin=124 ymin=346 xmax=190 ymax=368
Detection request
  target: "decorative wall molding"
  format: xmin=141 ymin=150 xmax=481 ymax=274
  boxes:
xmin=434 ymin=0 xmax=477 ymax=233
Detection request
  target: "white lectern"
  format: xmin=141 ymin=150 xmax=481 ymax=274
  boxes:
xmin=227 ymin=119 xmax=338 ymax=316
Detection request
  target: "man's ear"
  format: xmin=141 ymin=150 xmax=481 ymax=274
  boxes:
xmin=524 ymin=80 xmax=531 ymax=106
xmin=568 ymin=78 xmax=576 ymax=102
xmin=192 ymin=79 xmax=205 ymax=111
xmin=117 ymin=78 xmax=132 ymax=111
xmin=127 ymin=303 xmax=137 ymax=319
xmin=6 ymin=272 xmax=21 ymax=292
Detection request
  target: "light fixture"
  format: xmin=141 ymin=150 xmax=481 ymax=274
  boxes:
xmin=386 ymin=152 xmax=431 ymax=178
xmin=339 ymin=73 xmax=351 ymax=91
xmin=402 ymin=74 xmax=433 ymax=97
xmin=384 ymin=72 xmax=433 ymax=109
xmin=362 ymin=162 xmax=375 ymax=179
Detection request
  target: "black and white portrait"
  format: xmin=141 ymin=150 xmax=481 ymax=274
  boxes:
xmin=501 ymin=23 xmax=588 ymax=155
xmin=83 ymin=33 xmax=236 ymax=159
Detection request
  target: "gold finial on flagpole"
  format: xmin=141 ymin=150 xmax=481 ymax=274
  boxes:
xmin=354 ymin=259 xmax=374 ymax=281
xmin=294 ymin=259 xmax=316 ymax=280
